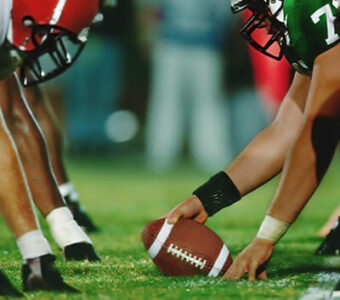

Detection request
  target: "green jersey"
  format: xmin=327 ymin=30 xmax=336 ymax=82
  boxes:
xmin=284 ymin=0 xmax=339 ymax=75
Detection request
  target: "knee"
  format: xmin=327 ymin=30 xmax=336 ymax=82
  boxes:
xmin=11 ymin=106 xmax=46 ymax=149
xmin=0 ymin=119 xmax=22 ymax=162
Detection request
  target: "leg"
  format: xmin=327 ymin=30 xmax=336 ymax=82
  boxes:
xmin=145 ymin=42 xmax=186 ymax=170
xmin=4 ymin=76 xmax=64 ymax=217
xmin=22 ymin=83 xmax=68 ymax=186
xmin=4 ymin=74 xmax=99 ymax=261
xmin=23 ymin=83 xmax=98 ymax=232
xmin=0 ymin=79 xmax=40 ymax=238
xmin=188 ymin=46 xmax=231 ymax=171
xmin=317 ymin=205 xmax=340 ymax=237
xmin=315 ymin=217 xmax=340 ymax=255
xmin=0 ymin=78 xmax=74 ymax=292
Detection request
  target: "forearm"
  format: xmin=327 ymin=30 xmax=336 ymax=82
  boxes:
xmin=226 ymin=123 xmax=292 ymax=195
xmin=268 ymin=116 xmax=339 ymax=223
xmin=226 ymin=73 xmax=309 ymax=196
xmin=190 ymin=74 xmax=309 ymax=217
xmin=268 ymin=47 xmax=340 ymax=224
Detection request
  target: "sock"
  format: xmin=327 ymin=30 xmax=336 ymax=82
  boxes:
xmin=46 ymin=207 xmax=91 ymax=249
xmin=59 ymin=182 xmax=79 ymax=204
xmin=16 ymin=230 xmax=53 ymax=262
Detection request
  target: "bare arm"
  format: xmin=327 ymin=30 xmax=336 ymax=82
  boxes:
xmin=268 ymin=44 xmax=340 ymax=223
xmin=225 ymin=44 xmax=340 ymax=281
xmin=226 ymin=72 xmax=310 ymax=195
xmin=165 ymin=73 xmax=310 ymax=224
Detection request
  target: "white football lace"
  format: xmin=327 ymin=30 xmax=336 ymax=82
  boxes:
xmin=167 ymin=243 xmax=207 ymax=270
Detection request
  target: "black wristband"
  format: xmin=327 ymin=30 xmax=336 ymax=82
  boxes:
xmin=193 ymin=172 xmax=241 ymax=217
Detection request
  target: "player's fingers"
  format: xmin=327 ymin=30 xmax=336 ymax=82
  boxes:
xmin=193 ymin=211 xmax=208 ymax=224
xmin=224 ymin=260 xmax=247 ymax=280
xmin=167 ymin=214 xmax=181 ymax=224
xmin=167 ymin=207 xmax=186 ymax=224
xmin=162 ymin=212 xmax=170 ymax=219
xmin=257 ymin=270 xmax=267 ymax=280
xmin=247 ymin=261 xmax=258 ymax=281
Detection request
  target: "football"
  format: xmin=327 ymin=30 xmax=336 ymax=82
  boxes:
xmin=141 ymin=218 xmax=232 ymax=277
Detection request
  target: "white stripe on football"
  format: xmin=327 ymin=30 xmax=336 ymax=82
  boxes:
xmin=141 ymin=218 xmax=232 ymax=277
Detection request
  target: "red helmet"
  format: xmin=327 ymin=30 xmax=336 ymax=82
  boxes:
xmin=9 ymin=0 xmax=100 ymax=86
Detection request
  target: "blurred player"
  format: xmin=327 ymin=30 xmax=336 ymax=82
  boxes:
xmin=164 ymin=0 xmax=339 ymax=280
xmin=315 ymin=216 xmax=340 ymax=255
xmin=315 ymin=204 xmax=340 ymax=256
xmin=318 ymin=205 xmax=340 ymax=236
xmin=0 ymin=0 xmax=100 ymax=293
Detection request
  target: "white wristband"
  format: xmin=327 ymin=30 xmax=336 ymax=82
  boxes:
xmin=257 ymin=215 xmax=290 ymax=244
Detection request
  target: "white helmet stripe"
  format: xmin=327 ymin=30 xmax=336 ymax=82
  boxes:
xmin=50 ymin=0 xmax=68 ymax=26
xmin=268 ymin=0 xmax=284 ymax=23
xmin=2 ymin=0 xmax=12 ymax=44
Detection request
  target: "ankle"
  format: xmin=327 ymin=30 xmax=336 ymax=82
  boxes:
xmin=16 ymin=230 xmax=52 ymax=262
xmin=46 ymin=207 xmax=91 ymax=249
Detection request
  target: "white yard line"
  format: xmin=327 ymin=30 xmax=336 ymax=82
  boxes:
xmin=300 ymin=287 xmax=331 ymax=300
xmin=299 ymin=272 xmax=340 ymax=300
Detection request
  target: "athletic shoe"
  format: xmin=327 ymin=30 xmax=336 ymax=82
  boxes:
xmin=315 ymin=218 xmax=340 ymax=256
xmin=0 ymin=269 xmax=22 ymax=297
xmin=329 ymin=279 xmax=340 ymax=299
xmin=64 ymin=242 xmax=100 ymax=261
xmin=66 ymin=199 xmax=99 ymax=233
xmin=22 ymin=254 xmax=77 ymax=292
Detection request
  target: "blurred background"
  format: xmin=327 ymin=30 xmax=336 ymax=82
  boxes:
xmin=43 ymin=0 xmax=293 ymax=173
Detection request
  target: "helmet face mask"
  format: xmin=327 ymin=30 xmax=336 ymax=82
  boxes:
xmin=19 ymin=23 xmax=86 ymax=87
xmin=9 ymin=0 xmax=100 ymax=86
xmin=231 ymin=0 xmax=286 ymax=60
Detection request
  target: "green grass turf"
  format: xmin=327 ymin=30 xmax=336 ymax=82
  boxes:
xmin=0 ymin=154 xmax=339 ymax=299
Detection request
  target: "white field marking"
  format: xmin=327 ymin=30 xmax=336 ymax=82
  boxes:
xmin=167 ymin=243 xmax=207 ymax=270
xmin=50 ymin=0 xmax=68 ymax=25
xmin=316 ymin=272 xmax=340 ymax=283
xmin=147 ymin=219 xmax=174 ymax=259
xmin=300 ymin=287 xmax=331 ymax=300
xmin=299 ymin=273 xmax=340 ymax=300
xmin=331 ymin=290 xmax=340 ymax=298
xmin=208 ymin=244 xmax=229 ymax=277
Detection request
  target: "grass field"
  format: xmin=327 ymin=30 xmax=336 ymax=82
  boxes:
xmin=0 ymin=154 xmax=339 ymax=299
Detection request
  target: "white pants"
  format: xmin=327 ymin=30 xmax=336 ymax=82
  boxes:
xmin=145 ymin=41 xmax=231 ymax=172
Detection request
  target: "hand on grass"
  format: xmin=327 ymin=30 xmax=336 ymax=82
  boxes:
xmin=163 ymin=195 xmax=208 ymax=224
xmin=224 ymin=237 xmax=274 ymax=281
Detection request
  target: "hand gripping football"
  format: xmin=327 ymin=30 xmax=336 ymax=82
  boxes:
xmin=141 ymin=218 xmax=232 ymax=277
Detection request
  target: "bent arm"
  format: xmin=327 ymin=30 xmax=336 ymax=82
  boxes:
xmin=268 ymin=45 xmax=340 ymax=223
xmin=226 ymin=73 xmax=310 ymax=195
xmin=165 ymin=73 xmax=311 ymax=223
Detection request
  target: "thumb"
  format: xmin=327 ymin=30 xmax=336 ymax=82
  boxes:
xmin=167 ymin=211 xmax=182 ymax=224
xmin=194 ymin=211 xmax=208 ymax=224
